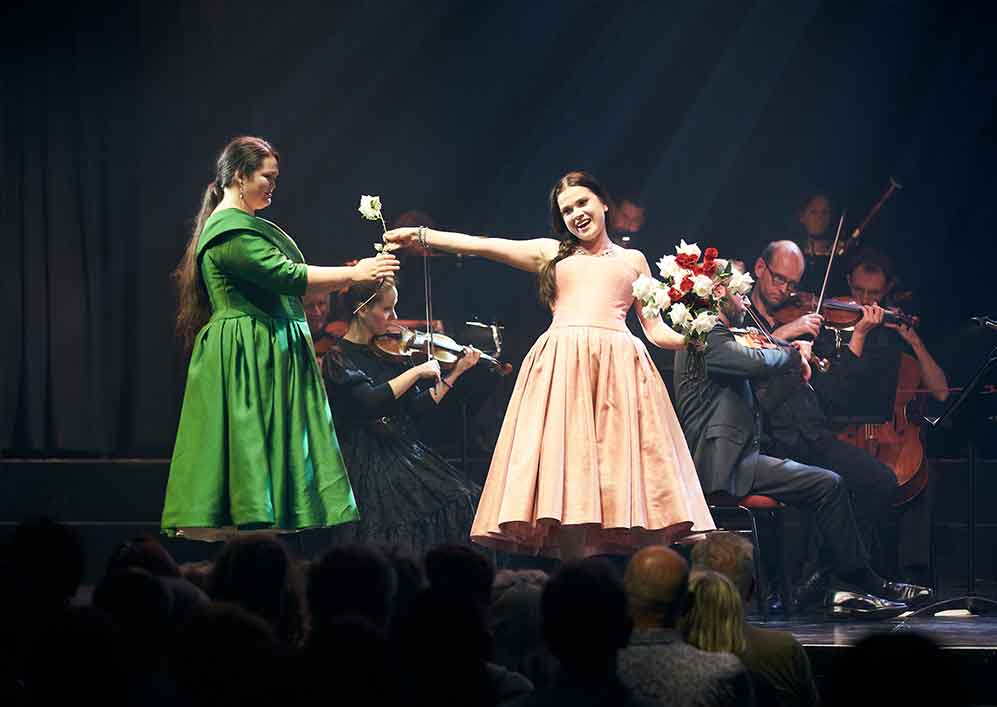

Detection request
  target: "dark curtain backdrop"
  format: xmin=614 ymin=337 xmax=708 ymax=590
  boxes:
xmin=4 ymin=0 xmax=996 ymax=456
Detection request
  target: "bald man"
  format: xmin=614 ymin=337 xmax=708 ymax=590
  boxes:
xmin=618 ymin=547 xmax=754 ymax=707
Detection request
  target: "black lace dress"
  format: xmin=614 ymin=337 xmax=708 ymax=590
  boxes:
xmin=321 ymin=338 xmax=480 ymax=555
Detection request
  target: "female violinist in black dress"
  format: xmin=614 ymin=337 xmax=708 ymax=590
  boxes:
xmin=321 ymin=280 xmax=482 ymax=554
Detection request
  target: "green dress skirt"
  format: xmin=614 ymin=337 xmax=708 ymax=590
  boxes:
xmin=162 ymin=208 xmax=358 ymax=539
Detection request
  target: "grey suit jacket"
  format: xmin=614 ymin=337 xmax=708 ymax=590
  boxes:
xmin=674 ymin=325 xmax=800 ymax=497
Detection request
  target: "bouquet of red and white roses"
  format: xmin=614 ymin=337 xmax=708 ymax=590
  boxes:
xmin=632 ymin=239 xmax=754 ymax=351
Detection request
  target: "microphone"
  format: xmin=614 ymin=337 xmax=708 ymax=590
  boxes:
xmin=970 ymin=316 xmax=997 ymax=332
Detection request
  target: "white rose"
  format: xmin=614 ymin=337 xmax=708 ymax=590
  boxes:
xmin=646 ymin=288 xmax=669 ymax=314
xmin=632 ymin=275 xmax=659 ymax=302
xmin=657 ymin=254 xmax=684 ymax=281
xmin=692 ymin=274 xmax=714 ymax=298
xmin=713 ymin=258 xmax=729 ymax=272
xmin=669 ymin=302 xmax=692 ymax=328
xmin=728 ymin=270 xmax=755 ymax=295
xmin=691 ymin=311 xmax=719 ymax=334
xmin=358 ymin=194 xmax=383 ymax=221
xmin=675 ymin=238 xmax=701 ymax=261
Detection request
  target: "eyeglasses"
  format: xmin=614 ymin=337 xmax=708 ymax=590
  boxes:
xmin=762 ymin=261 xmax=800 ymax=292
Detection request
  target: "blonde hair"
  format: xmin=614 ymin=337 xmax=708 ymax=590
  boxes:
xmin=679 ymin=570 xmax=745 ymax=654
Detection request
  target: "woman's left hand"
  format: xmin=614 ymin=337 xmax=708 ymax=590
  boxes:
xmin=454 ymin=346 xmax=482 ymax=374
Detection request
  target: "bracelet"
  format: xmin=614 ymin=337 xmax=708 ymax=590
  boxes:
xmin=418 ymin=225 xmax=427 ymax=248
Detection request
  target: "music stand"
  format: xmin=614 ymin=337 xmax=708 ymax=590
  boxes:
xmin=909 ymin=343 xmax=997 ymax=616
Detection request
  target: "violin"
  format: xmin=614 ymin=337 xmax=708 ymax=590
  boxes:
xmin=372 ymin=323 xmax=513 ymax=376
xmin=730 ymin=327 xmax=831 ymax=374
xmin=773 ymin=291 xmax=919 ymax=330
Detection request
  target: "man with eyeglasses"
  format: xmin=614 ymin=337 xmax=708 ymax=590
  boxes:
xmin=743 ymin=241 xmax=933 ymax=614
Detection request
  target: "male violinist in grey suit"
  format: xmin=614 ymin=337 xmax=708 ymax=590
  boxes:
xmin=673 ymin=291 xmax=923 ymax=618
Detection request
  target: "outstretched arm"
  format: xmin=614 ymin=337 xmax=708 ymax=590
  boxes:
xmin=384 ymin=227 xmax=560 ymax=273
xmin=305 ymin=252 xmax=400 ymax=295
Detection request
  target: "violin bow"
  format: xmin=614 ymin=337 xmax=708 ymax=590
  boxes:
xmin=815 ymin=210 xmax=846 ymax=316
xmin=421 ymin=228 xmax=435 ymax=362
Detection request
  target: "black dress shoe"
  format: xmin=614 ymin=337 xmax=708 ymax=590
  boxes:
xmin=791 ymin=569 xmax=830 ymax=612
xmin=824 ymin=590 xmax=908 ymax=620
xmin=873 ymin=580 xmax=935 ymax=608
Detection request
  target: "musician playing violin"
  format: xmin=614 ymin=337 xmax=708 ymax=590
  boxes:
xmin=744 ymin=241 xmax=933 ymax=611
xmin=833 ymin=246 xmax=948 ymax=587
xmin=320 ymin=279 xmax=482 ymax=555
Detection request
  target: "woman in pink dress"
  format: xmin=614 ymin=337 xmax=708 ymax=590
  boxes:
xmin=384 ymin=171 xmax=714 ymax=559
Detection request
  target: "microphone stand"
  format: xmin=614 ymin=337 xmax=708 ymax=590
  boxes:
xmin=909 ymin=341 xmax=997 ymax=616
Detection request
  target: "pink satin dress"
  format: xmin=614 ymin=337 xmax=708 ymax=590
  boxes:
xmin=470 ymin=245 xmax=715 ymax=556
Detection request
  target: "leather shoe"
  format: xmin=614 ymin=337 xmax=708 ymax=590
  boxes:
xmin=871 ymin=579 xmax=935 ymax=608
xmin=791 ymin=569 xmax=830 ymax=612
xmin=824 ymin=590 xmax=908 ymax=620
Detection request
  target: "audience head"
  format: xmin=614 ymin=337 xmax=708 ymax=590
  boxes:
xmin=7 ymin=516 xmax=85 ymax=608
xmin=208 ymin=534 xmax=305 ymax=646
xmin=624 ymin=546 xmax=690 ymax=629
xmin=104 ymin=535 xmax=181 ymax=578
xmin=690 ymin=531 xmax=755 ymax=604
xmin=490 ymin=569 xmax=556 ymax=690
xmin=92 ymin=567 xmax=172 ymax=651
xmin=829 ymin=632 xmax=967 ymax=706
xmin=542 ymin=558 xmax=632 ymax=673
xmin=680 ymin=570 xmax=746 ymax=654
xmin=378 ymin=544 xmax=427 ymax=624
xmin=308 ymin=544 xmax=397 ymax=632
xmin=424 ymin=543 xmax=495 ymax=612
xmin=171 ymin=601 xmax=287 ymax=707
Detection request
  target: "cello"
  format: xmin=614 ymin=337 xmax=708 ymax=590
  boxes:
xmin=836 ymin=351 xmax=928 ymax=506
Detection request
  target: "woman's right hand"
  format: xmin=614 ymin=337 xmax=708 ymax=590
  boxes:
xmin=352 ymin=252 xmax=400 ymax=283
xmin=414 ymin=359 xmax=442 ymax=383
xmin=382 ymin=227 xmax=421 ymax=249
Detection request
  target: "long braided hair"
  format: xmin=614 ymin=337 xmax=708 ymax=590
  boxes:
xmin=537 ymin=171 xmax=615 ymax=308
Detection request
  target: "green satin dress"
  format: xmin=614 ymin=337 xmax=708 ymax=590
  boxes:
xmin=162 ymin=208 xmax=358 ymax=539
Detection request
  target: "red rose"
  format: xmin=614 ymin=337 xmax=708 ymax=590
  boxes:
xmin=675 ymin=253 xmax=698 ymax=268
xmin=668 ymin=287 xmax=683 ymax=301
xmin=704 ymin=247 xmax=719 ymax=262
xmin=702 ymin=261 xmax=718 ymax=277
xmin=680 ymin=275 xmax=694 ymax=292
xmin=692 ymin=264 xmax=704 ymax=276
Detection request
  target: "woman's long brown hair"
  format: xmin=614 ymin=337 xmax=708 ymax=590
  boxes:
xmin=173 ymin=136 xmax=279 ymax=350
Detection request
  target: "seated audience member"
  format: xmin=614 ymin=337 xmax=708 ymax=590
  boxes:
xmin=395 ymin=586 xmax=533 ymax=707
xmin=103 ymin=535 xmax=207 ymax=624
xmin=680 ymin=570 xmax=747 ymax=654
xmin=692 ymin=531 xmax=819 ymax=707
xmin=510 ymin=559 xmax=657 ymax=707
xmin=425 ymin=543 xmax=496 ymax=614
xmin=308 ymin=544 xmax=397 ymax=633
xmin=618 ymin=546 xmax=754 ymax=707
xmin=171 ymin=602 xmax=289 ymax=707
xmin=208 ymin=534 xmax=306 ymax=647
xmin=489 ymin=569 xmax=557 ymax=691
xmin=828 ymin=632 xmax=967 ymax=707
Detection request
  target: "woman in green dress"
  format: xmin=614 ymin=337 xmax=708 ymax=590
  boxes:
xmin=162 ymin=136 xmax=399 ymax=540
